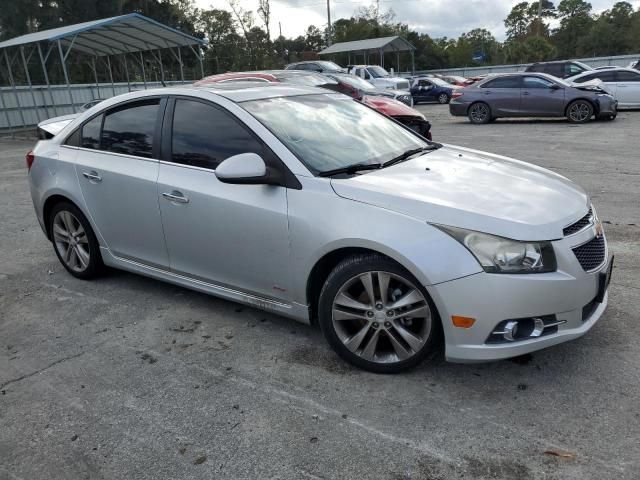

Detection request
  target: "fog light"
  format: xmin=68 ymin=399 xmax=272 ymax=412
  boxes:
xmin=452 ymin=316 xmax=475 ymax=328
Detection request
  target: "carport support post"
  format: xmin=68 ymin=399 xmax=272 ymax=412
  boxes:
xmin=198 ymin=47 xmax=204 ymax=79
xmin=177 ymin=47 xmax=184 ymax=84
xmin=411 ymin=50 xmax=415 ymax=75
xmin=123 ymin=54 xmax=131 ymax=92
xmin=37 ymin=43 xmax=58 ymax=116
xmin=157 ymin=50 xmax=165 ymax=84
xmin=396 ymin=51 xmax=400 ymax=73
xmin=379 ymin=48 xmax=384 ymax=68
xmin=20 ymin=46 xmax=42 ymax=122
xmin=91 ymin=56 xmax=100 ymax=99
xmin=106 ymin=55 xmax=116 ymax=96
xmin=57 ymin=39 xmax=76 ymax=113
xmin=3 ymin=49 xmax=27 ymax=129
xmin=139 ymin=51 xmax=147 ymax=89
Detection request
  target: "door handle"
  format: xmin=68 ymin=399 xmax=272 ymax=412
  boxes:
xmin=522 ymin=91 xmax=530 ymax=96
xmin=82 ymin=171 xmax=102 ymax=182
xmin=162 ymin=191 xmax=189 ymax=204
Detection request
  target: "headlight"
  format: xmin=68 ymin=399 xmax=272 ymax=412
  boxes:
xmin=434 ymin=225 xmax=557 ymax=274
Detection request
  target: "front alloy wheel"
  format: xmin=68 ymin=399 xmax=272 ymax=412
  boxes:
xmin=318 ymin=254 xmax=439 ymax=373
xmin=567 ymin=100 xmax=593 ymax=123
xmin=438 ymin=93 xmax=450 ymax=104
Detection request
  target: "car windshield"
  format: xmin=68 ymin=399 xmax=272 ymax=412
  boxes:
xmin=317 ymin=61 xmax=342 ymax=70
xmin=242 ymin=94 xmax=427 ymax=174
xmin=332 ymin=74 xmax=376 ymax=90
xmin=368 ymin=66 xmax=389 ymax=78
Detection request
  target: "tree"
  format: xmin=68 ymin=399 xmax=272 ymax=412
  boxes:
xmin=257 ymin=0 xmax=271 ymax=40
xmin=553 ymin=0 xmax=593 ymax=57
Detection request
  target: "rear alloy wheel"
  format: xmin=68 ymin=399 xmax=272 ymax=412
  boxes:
xmin=437 ymin=93 xmax=450 ymax=104
xmin=468 ymin=102 xmax=491 ymax=124
xmin=49 ymin=202 xmax=103 ymax=279
xmin=567 ymin=100 xmax=593 ymax=123
xmin=318 ymin=254 xmax=439 ymax=373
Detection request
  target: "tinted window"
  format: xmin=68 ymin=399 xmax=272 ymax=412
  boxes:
xmin=82 ymin=115 xmax=102 ymax=149
xmin=418 ymin=79 xmax=433 ymax=87
xmin=482 ymin=77 xmax=521 ymax=88
xmin=566 ymin=63 xmax=587 ymax=76
xmin=523 ymin=76 xmax=555 ymax=89
xmin=574 ymin=71 xmax=616 ymax=83
xmin=616 ymin=71 xmax=640 ymax=82
xmin=101 ymin=100 xmax=159 ymax=158
xmin=171 ymin=99 xmax=262 ymax=170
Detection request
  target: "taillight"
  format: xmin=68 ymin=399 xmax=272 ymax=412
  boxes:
xmin=26 ymin=150 xmax=35 ymax=171
xmin=451 ymin=92 xmax=464 ymax=100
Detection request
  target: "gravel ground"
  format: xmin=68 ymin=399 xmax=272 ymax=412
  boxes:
xmin=1 ymin=105 xmax=639 ymax=480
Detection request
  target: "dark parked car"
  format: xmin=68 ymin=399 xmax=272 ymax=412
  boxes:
xmin=285 ymin=60 xmax=344 ymax=73
xmin=410 ymin=77 xmax=456 ymax=104
xmin=525 ymin=60 xmax=593 ymax=79
xmin=449 ymin=73 xmax=617 ymax=124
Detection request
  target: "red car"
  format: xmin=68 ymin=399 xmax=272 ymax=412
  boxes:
xmin=195 ymin=71 xmax=432 ymax=140
xmin=441 ymin=75 xmax=468 ymax=86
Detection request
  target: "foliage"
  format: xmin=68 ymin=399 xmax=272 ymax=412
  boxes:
xmin=0 ymin=0 xmax=639 ymax=82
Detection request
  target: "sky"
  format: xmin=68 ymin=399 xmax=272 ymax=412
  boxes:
xmin=195 ymin=0 xmax=640 ymax=40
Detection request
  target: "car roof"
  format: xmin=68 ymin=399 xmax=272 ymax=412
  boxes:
xmin=570 ymin=66 xmax=637 ymax=77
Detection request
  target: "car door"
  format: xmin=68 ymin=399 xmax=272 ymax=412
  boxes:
xmin=614 ymin=70 xmax=640 ymax=107
xmin=156 ymin=97 xmax=292 ymax=301
xmin=413 ymin=79 xmax=435 ymax=101
xmin=478 ymin=76 xmax=522 ymax=115
xmin=520 ymin=76 xmax=566 ymax=116
xmin=74 ymin=97 xmax=169 ymax=267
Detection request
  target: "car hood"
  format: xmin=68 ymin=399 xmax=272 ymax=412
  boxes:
xmin=37 ymin=113 xmax=79 ymax=136
xmin=571 ymin=79 xmax=612 ymax=95
xmin=330 ymin=145 xmax=589 ymax=241
xmin=361 ymin=96 xmax=422 ymax=118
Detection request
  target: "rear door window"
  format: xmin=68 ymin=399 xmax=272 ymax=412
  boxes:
xmin=101 ymin=99 xmax=160 ymax=158
xmin=170 ymin=99 xmax=263 ymax=170
xmin=482 ymin=77 xmax=522 ymax=88
xmin=615 ymin=71 xmax=640 ymax=82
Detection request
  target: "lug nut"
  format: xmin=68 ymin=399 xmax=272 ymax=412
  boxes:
xmin=384 ymin=321 xmax=391 ymax=328
xmin=375 ymin=303 xmax=384 ymax=310
xmin=366 ymin=311 xmax=374 ymax=318
xmin=372 ymin=322 xmax=379 ymax=329
xmin=386 ymin=310 xmax=394 ymax=317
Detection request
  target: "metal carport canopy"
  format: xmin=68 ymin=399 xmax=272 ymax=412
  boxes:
xmin=318 ymin=36 xmax=415 ymax=56
xmin=0 ymin=12 xmax=206 ymax=56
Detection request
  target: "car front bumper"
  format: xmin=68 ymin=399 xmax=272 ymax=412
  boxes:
xmin=426 ymin=230 xmax=611 ymax=363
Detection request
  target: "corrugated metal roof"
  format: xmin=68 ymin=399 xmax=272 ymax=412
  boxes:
xmin=0 ymin=13 xmax=205 ymax=56
xmin=319 ymin=36 xmax=415 ymax=55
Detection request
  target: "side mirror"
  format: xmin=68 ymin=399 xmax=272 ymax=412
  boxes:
xmin=550 ymin=84 xmax=561 ymax=90
xmin=215 ymin=153 xmax=269 ymax=185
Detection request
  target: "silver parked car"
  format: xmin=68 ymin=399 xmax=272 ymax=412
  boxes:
xmin=565 ymin=67 xmax=640 ymax=109
xmin=449 ymin=73 xmax=617 ymax=124
xmin=28 ymin=84 xmax=612 ymax=373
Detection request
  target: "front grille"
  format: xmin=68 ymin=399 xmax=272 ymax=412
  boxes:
xmin=563 ymin=207 xmax=593 ymax=236
xmin=572 ymin=235 xmax=606 ymax=271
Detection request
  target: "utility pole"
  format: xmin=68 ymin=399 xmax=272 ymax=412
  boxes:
xmin=326 ymin=0 xmax=332 ymax=46
xmin=537 ymin=0 xmax=543 ymax=37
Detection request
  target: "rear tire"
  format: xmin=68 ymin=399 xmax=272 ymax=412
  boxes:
xmin=437 ymin=93 xmax=450 ymax=104
xmin=468 ymin=102 xmax=491 ymax=124
xmin=318 ymin=254 xmax=441 ymax=373
xmin=49 ymin=202 xmax=104 ymax=279
xmin=566 ymin=100 xmax=594 ymax=123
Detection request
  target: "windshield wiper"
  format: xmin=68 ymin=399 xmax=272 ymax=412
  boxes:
xmin=383 ymin=144 xmax=441 ymax=168
xmin=318 ymin=162 xmax=382 ymax=177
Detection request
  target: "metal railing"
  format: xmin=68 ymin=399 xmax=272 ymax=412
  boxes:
xmin=0 ymin=80 xmax=187 ymax=132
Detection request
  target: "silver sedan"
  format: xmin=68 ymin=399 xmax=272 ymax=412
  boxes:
xmin=28 ymin=84 xmax=611 ymax=372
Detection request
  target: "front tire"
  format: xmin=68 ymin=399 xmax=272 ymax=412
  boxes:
xmin=566 ymin=100 xmax=594 ymax=123
xmin=468 ymin=102 xmax=491 ymax=124
xmin=318 ymin=254 xmax=440 ymax=373
xmin=49 ymin=202 xmax=103 ymax=279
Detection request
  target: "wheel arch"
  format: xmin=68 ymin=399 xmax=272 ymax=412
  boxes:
xmin=305 ymin=244 xmax=430 ymax=325
xmin=565 ymin=97 xmax=599 ymax=117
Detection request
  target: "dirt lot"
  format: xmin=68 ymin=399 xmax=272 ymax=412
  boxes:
xmin=1 ymin=106 xmax=639 ymax=480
